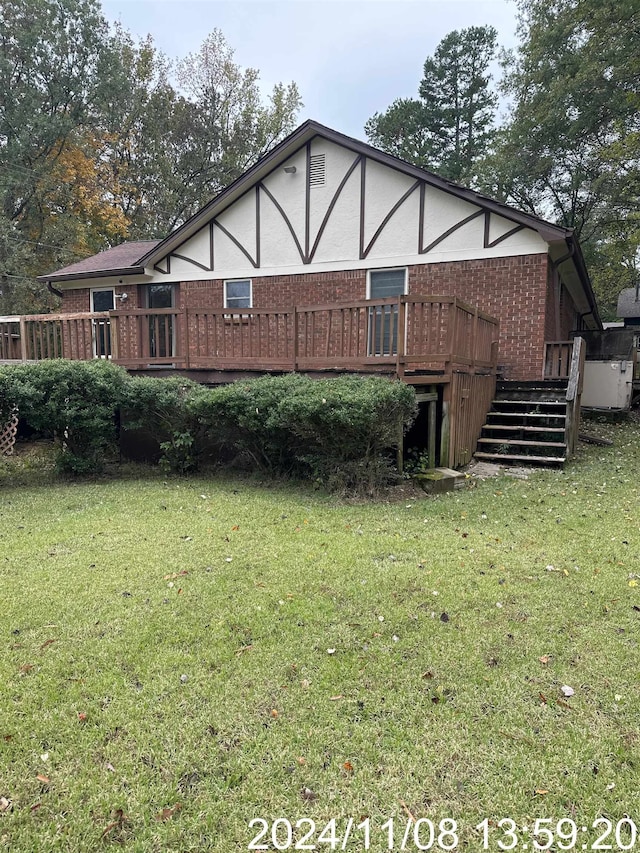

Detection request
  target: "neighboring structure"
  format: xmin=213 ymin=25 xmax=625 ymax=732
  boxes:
xmin=1 ymin=120 xmax=603 ymax=466
xmin=617 ymin=288 xmax=640 ymax=327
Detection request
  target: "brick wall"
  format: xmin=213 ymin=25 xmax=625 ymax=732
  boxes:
xmin=60 ymin=284 xmax=139 ymax=313
xmin=60 ymin=255 xmax=560 ymax=380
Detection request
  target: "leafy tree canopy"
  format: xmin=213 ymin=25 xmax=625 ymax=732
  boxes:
xmin=365 ymin=26 xmax=499 ymax=185
xmin=0 ymin=0 xmax=302 ymax=313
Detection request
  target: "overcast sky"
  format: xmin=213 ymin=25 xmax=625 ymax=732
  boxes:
xmin=101 ymin=0 xmax=519 ymax=140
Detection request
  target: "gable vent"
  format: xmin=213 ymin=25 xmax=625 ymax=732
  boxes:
xmin=309 ymin=153 xmax=325 ymax=187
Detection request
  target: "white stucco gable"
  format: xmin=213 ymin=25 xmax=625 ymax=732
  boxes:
xmin=138 ymin=124 xmax=557 ymax=285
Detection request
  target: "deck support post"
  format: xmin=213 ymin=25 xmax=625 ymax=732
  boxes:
xmin=440 ymin=383 xmax=451 ymax=468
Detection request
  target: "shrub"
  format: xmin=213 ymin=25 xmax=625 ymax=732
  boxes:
xmin=191 ymin=373 xmax=416 ymax=492
xmin=0 ymin=360 xmax=128 ymax=474
xmin=121 ymin=376 xmax=204 ymax=473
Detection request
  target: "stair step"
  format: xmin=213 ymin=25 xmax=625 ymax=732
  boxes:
xmin=481 ymin=424 xmax=566 ymax=434
xmin=492 ymin=399 xmax=566 ymax=407
xmin=477 ymin=438 xmax=566 ymax=448
xmin=497 ymin=380 xmax=568 ymax=391
xmin=474 ymin=452 xmax=566 ymax=464
xmin=486 ymin=412 xmax=566 ymax=420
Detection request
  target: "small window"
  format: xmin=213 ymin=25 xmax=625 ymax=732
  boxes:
xmin=224 ymin=279 xmax=252 ymax=309
xmin=368 ymin=268 xmax=407 ymax=299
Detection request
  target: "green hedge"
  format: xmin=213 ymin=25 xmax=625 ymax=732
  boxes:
xmin=190 ymin=374 xmax=416 ymax=492
xmin=0 ymin=360 xmax=127 ymax=474
xmin=0 ymin=363 xmax=416 ymax=490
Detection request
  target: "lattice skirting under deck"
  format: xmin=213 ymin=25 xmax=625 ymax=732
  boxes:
xmin=1 ymin=409 xmax=18 ymax=456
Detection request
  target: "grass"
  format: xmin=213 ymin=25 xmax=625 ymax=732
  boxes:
xmin=1 ymin=415 xmax=639 ymax=851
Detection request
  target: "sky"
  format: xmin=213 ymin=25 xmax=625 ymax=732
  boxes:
xmin=101 ymin=0 xmax=520 ymax=140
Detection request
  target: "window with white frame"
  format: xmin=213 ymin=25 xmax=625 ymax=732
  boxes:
xmin=367 ymin=269 xmax=407 ymax=356
xmin=224 ymin=279 xmax=252 ymax=310
xmin=368 ymin=268 xmax=407 ymax=299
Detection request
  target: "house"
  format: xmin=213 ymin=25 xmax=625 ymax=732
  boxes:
xmin=1 ymin=120 xmax=602 ymax=466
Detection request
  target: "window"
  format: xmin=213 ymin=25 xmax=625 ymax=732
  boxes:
xmin=367 ymin=269 xmax=407 ymax=357
xmin=224 ymin=279 xmax=252 ymax=310
xmin=368 ymin=268 xmax=407 ymax=300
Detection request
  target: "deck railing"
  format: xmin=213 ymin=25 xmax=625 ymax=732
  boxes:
xmin=544 ymin=340 xmax=574 ymax=379
xmin=1 ymin=296 xmax=499 ymax=377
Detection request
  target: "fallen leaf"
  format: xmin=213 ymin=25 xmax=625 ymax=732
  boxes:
xmin=106 ymin=763 xmax=116 ymax=772
xmin=30 ymin=802 xmax=41 ymax=812
xmin=78 ymin=712 xmax=87 ymax=722
xmin=329 ymin=695 xmax=343 ymax=701
xmin=36 ymin=774 xmax=50 ymax=784
xmin=539 ymin=655 xmax=551 ymax=665
xmin=422 ymin=671 xmax=434 ymax=679
xmin=557 ymin=699 xmax=574 ymax=710
xmin=534 ymin=789 xmax=549 ymax=796
xmin=561 ymin=685 xmax=575 ymax=697
xmin=156 ymin=803 xmax=182 ymax=822
xmin=40 ymin=753 xmax=49 ymax=763
xmin=19 ymin=663 xmax=34 ymax=673
xmin=101 ymin=809 xmax=129 ymax=838
xmin=400 ymin=799 xmax=416 ymax=822
xmin=326 ymin=648 xmax=336 ymax=655
xmin=270 ymin=709 xmax=279 ymax=718
xmin=39 ymin=639 xmax=55 ymax=650
xmin=301 ymin=787 xmax=318 ymax=801
xmin=343 ymin=761 xmax=354 ymax=774
xmin=231 ymin=525 xmax=240 ymax=531
xmin=0 ymin=796 xmax=12 ymax=812
xmin=297 ymin=756 xmax=306 ymax=765
xmin=539 ymin=693 xmax=547 ymax=704
xmin=440 ymin=612 xmax=450 ymax=623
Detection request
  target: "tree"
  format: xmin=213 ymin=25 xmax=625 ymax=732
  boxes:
xmin=365 ymin=26 xmax=499 ymax=185
xmin=0 ymin=4 xmax=303 ymax=313
xmin=0 ymin=0 xmax=114 ymax=311
xmin=483 ymin=0 xmax=640 ymax=316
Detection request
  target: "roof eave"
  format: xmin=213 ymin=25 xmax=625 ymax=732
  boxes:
xmin=37 ymin=266 xmax=147 ymax=284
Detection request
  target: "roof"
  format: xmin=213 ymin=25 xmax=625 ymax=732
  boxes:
xmin=137 ymin=120 xmax=575 ymax=268
xmin=38 ymin=240 xmax=161 ymax=283
xmin=617 ymin=287 xmax=640 ymax=318
xmin=35 ymin=120 xmax=600 ymax=328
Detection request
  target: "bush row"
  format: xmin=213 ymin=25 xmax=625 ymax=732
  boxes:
xmin=0 ymin=361 xmax=416 ymax=490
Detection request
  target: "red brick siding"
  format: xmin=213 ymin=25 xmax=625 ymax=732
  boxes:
xmin=60 ymin=284 xmax=139 ymax=313
xmin=60 ymin=255 xmax=553 ymax=380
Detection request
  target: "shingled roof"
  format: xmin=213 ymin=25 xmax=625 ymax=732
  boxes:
xmin=617 ymin=287 xmax=640 ymax=318
xmin=38 ymin=240 xmax=161 ymax=283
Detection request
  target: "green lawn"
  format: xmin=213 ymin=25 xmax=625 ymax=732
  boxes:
xmin=1 ymin=418 xmax=639 ymax=851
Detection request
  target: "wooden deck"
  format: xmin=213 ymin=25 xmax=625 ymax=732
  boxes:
xmin=0 ymin=296 xmax=499 ymax=381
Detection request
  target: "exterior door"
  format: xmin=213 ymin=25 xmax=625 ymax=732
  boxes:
xmin=368 ymin=269 xmax=406 ymax=356
xmin=144 ymin=284 xmax=176 ymax=360
xmin=90 ymin=288 xmax=115 ymax=358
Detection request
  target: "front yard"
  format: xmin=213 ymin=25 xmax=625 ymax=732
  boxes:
xmin=1 ymin=417 xmax=639 ymax=850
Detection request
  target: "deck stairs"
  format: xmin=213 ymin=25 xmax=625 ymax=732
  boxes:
xmin=474 ymin=380 xmax=569 ymax=466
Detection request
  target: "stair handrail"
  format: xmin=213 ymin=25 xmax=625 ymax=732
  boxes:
xmin=565 ymin=336 xmax=585 ymax=458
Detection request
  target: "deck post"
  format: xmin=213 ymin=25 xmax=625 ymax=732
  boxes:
xmin=19 ymin=316 xmax=27 ymax=361
xmin=428 ymin=394 xmax=438 ymax=468
xmin=440 ymin=382 xmax=451 ymax=467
